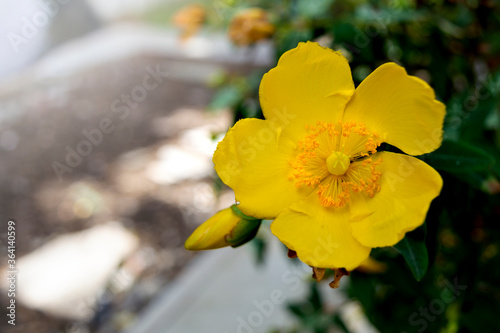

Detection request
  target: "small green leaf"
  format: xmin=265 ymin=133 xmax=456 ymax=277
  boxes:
xmin=230 ymin=204 xmax=258 ymax=221
xmin=250 ymin=237 xmax=266 ymax=265
xmin=393 ymin=226 xmax=428 ymax=281
xmin=421 ymin=140 xmax=495 ymax=173
xmin=296 ymin=0 xmax=334 ymax=19
xmin=288 ymin=304 xmax=308 ymax=319
xmin=277 ymin=29 xmax=313 ymax=57
xmin=459 ymin=86 xmax=499 ymax=142
xmin=209 ymin=86 xmax=242 ymax=110
xmin=309 ymin=283 xmax=323 ymax=312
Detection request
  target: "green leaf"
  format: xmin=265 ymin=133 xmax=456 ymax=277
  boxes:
xmin=459 ymin=82 xmax=500 ymax=142
xmin=230 ymin=204 xmax=258 ymax=220
xmin=457 ymin=170 xmax=500 ymax=194
xmin=296 ymin=0 xmax=334 ymax=19
xmin=309 ymin=283 xmax=322 ymax=312
xmin=288 ymin=304 xmax=308 ymax=319
xmin=250 ymin=237 xmax=266 ymax=265
xmin=421 ymin=140 xmax=495 ymax=173
xmin=277 ymin=29 xmax=313 ymax=57
xmin=209 ymin=86 xmax=242 ymax=111
xmin=287 ymin=283 xmax=323 ymax=319
xmin=393 ymin=226 xmax=428 ymax=281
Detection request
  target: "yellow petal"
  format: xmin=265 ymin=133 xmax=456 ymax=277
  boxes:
xmin=270 ymin=193 xmax=371 ymax=271
xmin=343 ymin=63 xmax=446 ymax=156
xmin=213 ymin=118 xmax=313 ymax=219
xmin=259 ymin=41 xmax=355 ymax=141
xmin=349 ymin=152 xmax=443 ymax=248
xmin=185 ymin=207 xmax=240 ymax=250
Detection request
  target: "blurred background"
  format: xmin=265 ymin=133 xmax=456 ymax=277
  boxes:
xmin=0 ymin=0 xmax=499 ymax=333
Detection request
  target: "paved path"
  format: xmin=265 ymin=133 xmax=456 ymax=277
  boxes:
xmin=125 ymin=235 xmax=310 ymax=333
xmin=125 ymin=232 xmax=379 ymax=333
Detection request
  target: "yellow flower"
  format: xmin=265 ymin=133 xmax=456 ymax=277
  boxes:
xmin=213 ymin=42 xmax=445 ymax=271
xmin=228 ymin=8 xmax=275 ymax=46
xmin=185 ymin=205 xmax=261 ymax=250
xmin=172 ymin=4 xmax=206 ymax=41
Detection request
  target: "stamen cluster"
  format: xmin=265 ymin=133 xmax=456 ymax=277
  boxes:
xmin=290 ymin=121 xmax=382 ymax=207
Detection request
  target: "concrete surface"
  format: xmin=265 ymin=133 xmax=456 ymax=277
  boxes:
xmin=125 ymin=234 xmax=310 ymax=333
xmin=1 ymin=224 xmax=139 ymax=320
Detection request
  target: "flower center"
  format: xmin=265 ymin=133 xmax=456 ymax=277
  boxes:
xmin=290 ymin=121 xmax=382 ymax=208
xmin=326 ymin=151 xmax=350 ymax=176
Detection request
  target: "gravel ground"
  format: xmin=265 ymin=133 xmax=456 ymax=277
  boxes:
xmin=0 ymin=54 xmax=247 ymax=333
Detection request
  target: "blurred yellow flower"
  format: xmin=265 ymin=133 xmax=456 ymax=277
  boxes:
xmin=213 ymin=42 xmax=445 ymax=271
xmin=172 ymin=4 xmax=206 ymax=41
xmin=228 ymin=8 xmax=274 ymax=46
xmin=356 ymin=257 xmax=388 ymax=274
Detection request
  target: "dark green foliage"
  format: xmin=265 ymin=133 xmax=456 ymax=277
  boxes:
xmin=394 ymin=224 xmax=429 ymax=281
